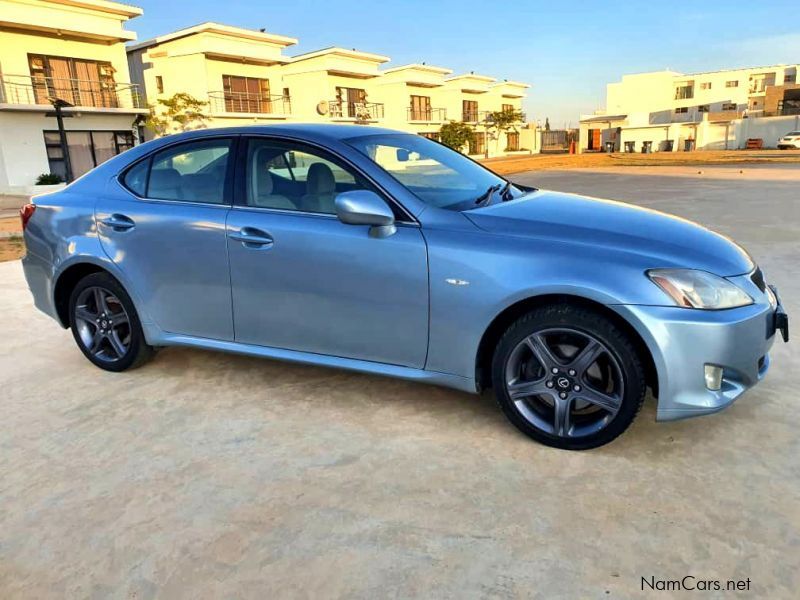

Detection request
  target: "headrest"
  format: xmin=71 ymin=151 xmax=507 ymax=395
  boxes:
xmin=306 ymin=162 xmax=335 ymax=195
xmin=149 ymin=168 xmax=182 ymax=195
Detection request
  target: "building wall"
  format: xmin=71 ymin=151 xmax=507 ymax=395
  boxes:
xmin=0 ymin=111 xmax=138 ymax=191
xmin=0 ymin=1 xmax=143 ymax=192
xmin=130 ymin=33 xmax=531 ymax=158
xmin=0 ymin=0 xmax=137 ymax=42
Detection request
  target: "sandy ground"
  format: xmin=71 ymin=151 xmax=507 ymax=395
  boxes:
xmin=0 ymin=168 xmax=798 ymax=598
xmin=483 ymin=149 xmax=800 ymax=175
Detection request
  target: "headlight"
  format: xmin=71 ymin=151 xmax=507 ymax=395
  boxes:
xmin=647 ymin=269 xmax=753 ymax=309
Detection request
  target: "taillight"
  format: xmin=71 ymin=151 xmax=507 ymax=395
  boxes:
xmin=20 ymin=203 xmax=36 ymax=230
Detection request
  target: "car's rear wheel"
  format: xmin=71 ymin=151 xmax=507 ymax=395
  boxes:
xmin=491 ymin=304 xmax=645 ymax=450
xmin=68 ymin=272 xmax=153 ymax=371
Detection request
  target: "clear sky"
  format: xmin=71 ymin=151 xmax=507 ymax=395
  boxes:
xmin=130 ymin=0 xmax=800 ymax=128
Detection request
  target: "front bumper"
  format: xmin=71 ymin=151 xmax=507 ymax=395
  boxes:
xmin=616 ymin=275 xmax=788 ymax=421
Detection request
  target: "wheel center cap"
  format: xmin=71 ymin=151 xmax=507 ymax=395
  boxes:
xmin=555 ymin=376 xmax=571 ymax=390
xmin=101 ymin=319 xmax=109 ymax=328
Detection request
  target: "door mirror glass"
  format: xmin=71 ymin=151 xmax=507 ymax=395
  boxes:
xmin=335 ymin=190 xmax=396 ymax=237
xmin=396 ymin=148 xmax=410 ymax=162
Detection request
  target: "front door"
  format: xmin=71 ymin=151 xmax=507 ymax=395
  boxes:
xmin=226 ymin=137 xmax=429 ymax=368
xmin=97 ymin=136 xmax=236 ymax=340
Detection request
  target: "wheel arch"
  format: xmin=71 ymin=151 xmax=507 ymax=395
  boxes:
xmin=474 ymin=294 xmax=659 ymax=398
xmin=53 ymin=263 xmax=112 ymax=327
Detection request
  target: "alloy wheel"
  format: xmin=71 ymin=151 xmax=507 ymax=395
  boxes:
xmin=504 ymin=327 xmax=625 ymax=439
xmin=73 ymin=286 xmax=131 ymax=363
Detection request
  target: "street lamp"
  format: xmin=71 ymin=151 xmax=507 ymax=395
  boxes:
xmin=47 ymin=97 xmax=74 ymax=183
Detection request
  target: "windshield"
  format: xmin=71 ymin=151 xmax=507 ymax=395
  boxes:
xmin=344 ymin=133 xmax=525 ymax=210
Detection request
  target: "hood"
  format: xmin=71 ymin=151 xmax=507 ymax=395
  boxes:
xmin=465 ymin=190 xmax=753 ymax=276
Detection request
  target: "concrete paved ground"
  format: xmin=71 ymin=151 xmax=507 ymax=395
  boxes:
xmin=1 ymin=168 xmax=798 ymax=599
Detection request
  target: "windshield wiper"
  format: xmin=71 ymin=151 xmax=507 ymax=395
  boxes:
xmin=474 ymin=183 xmax=501 ymax=206
xmin=499 ymin=181 xmax=513 ymax=201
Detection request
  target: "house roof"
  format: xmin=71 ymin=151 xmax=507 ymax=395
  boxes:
xmin=127 ymin=22 xmax=297 ymax=52
xmin=382 ymin=63 xmax=452 ymax=76
xmin=289 ymin=46 xmax=389 ymax=64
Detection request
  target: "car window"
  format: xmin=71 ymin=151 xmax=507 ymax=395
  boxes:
xmin=123 ymin=158 xmax=148 ymax=196
xmin=344 ymin=133 xmax=521 ymax=210
xmin=148 ymin=139 xmax=232 ymax=204
xmin=244 ymin=139 xmax=369 ymax=214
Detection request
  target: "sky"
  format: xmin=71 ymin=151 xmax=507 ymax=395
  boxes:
xmin=130 ymin=0 xmax=800 ymax=128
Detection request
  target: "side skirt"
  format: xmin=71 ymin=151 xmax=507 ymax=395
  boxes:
xmin=156 ymin=332 xmax=478 ymax=394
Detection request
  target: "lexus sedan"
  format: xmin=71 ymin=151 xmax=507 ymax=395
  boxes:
xmin=21 ymin=125 xmax=789 ymax=449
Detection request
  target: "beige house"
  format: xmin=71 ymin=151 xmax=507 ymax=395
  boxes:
xmin=0 ymin=0 xmax=148 ymax=193
xmin=580 ymin=65 xmax=800 ymax=153
xmin=126 ymin=22 xmax=533 ymax=157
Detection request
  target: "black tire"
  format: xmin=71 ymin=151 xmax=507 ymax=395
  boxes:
xmin=68 ymin=272 xmax=154 ymax=372
xmin=491 ymin=304 xmax=646 ymax=450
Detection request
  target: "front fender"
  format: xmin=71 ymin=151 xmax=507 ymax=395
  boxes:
xmin=423 ymin=228 xmax=666 ymax=380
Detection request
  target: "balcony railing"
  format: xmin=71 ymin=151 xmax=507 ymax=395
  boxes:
xmin=329 ymin=100 xmax=384 ymax=121
xmin=208 ymin=91 xmax=291 ymax=116
xmin=407 ymin=107 xmax=447 ymax=122
xmin=0 ymin=74 xmax=145 ymax=110
xmin=463 ymin=110 xmax=525 ymax=123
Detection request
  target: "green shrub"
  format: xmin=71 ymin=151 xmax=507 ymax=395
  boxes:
xmin=35 ymin=173 xmax=64 ymax=185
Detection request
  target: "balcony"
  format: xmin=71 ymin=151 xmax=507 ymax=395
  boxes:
xmin=0 ymin=74 xmax=145 ymax=111
xmin=329 ymin=100 xmax=384 ymax=121
xmin=208 ymin=91 xmax=291 ymax=117
xmin=407 ymin=107 xmax=447 ymax=122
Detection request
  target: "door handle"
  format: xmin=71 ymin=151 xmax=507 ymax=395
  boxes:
xmin=229 ymin=227 xmax=274 ymax=248
xmin=100 ymin=214 xmax=135 ymax=232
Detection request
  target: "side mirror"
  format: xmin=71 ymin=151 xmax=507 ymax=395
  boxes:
xmin=335 ymin=190 xmax=396 ymax=238
xmin=396 ymin=148 xmax=410 ymax=162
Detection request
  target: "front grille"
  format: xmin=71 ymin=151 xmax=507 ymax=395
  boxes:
xmin=750 ymin=267 xmax=766 ymax=293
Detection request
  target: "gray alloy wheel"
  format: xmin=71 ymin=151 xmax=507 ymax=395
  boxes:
xmin=504 ymin=327 xmax=625 ymax=439
xmin=73 ymin=285 xmax=132 ymax=363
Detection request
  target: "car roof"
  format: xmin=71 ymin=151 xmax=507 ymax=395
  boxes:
xmin=155 ymin=123 xmax=405 ymax=144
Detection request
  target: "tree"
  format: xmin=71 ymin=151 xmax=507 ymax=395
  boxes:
xmin=486 ymin=108 xmax=525 ymax=153
xmin=439 ymin=121 xmax=475 ymax=152
xmin=145 ymin=93 xmax=209 ymax=137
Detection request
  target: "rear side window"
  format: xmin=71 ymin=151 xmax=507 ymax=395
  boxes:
xmin=122 ymin=138 xmax=233 ymax=204
xmin=123 ymin=159 xmax=148 ymax=196
xmin=150 ymin=139 xmax=232 ymax=204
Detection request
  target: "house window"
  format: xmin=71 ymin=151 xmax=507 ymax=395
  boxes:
xmin=463 ymin=100 xmax=478 ymax=122
xmin=722 ymin=102 xmax=737 ymax=111
xmin=419 ymin=132 xmax=440 ymax=141
xmin=502 ymin=103 xmax=514 ymax=112
xmin=674 ymin=84 xmax=694 ymax=99
xmin=410 ymin=95 xmax=432 ymax=120
xmin=335 ymin=87 xmax=368 ymax=118
xmin=468 ymin=132 xmax=485 ymax=155
xmin=506 ymin=132 xmax=520 ymax=151
xmin=700 ymin=82 xmax=712 ymax=90
xmin=156 ymin=75 xmax=164 ymax=94
xmin=675 ymin=107 xmax=689 ymax=114
xmin=28 ymin=54 xmax=117 ymax=108
xmin=726 ymin=80 xmax=739 ymax=88
xmin=44 ymin=130 xmax=134 ymax=179
xmin=785 ymin=74 xmax=797 ymax=84
xmin=698 ymin=105 xmax=710 ymax=112
xmin=222 ymin=75 xmax=271 ymax=113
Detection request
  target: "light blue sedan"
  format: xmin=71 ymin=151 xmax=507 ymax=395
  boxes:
xmin=20 ymin=125 xmax=788 ymax=449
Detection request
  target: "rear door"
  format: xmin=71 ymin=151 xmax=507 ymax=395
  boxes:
xmin=97 ymin=136 xmax=236 ymax=340
xmin=226 ymin=136 xmax=429 ymax=368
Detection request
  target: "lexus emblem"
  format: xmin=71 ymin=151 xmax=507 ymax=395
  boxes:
xmin=556 ymin=377 xmax=570 ymax=389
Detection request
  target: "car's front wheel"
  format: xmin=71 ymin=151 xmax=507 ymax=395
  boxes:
xmin=491 ymin=304 xmax=646 ymax=450
xmin=68 ymin=272 xmax=153 ymax=372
